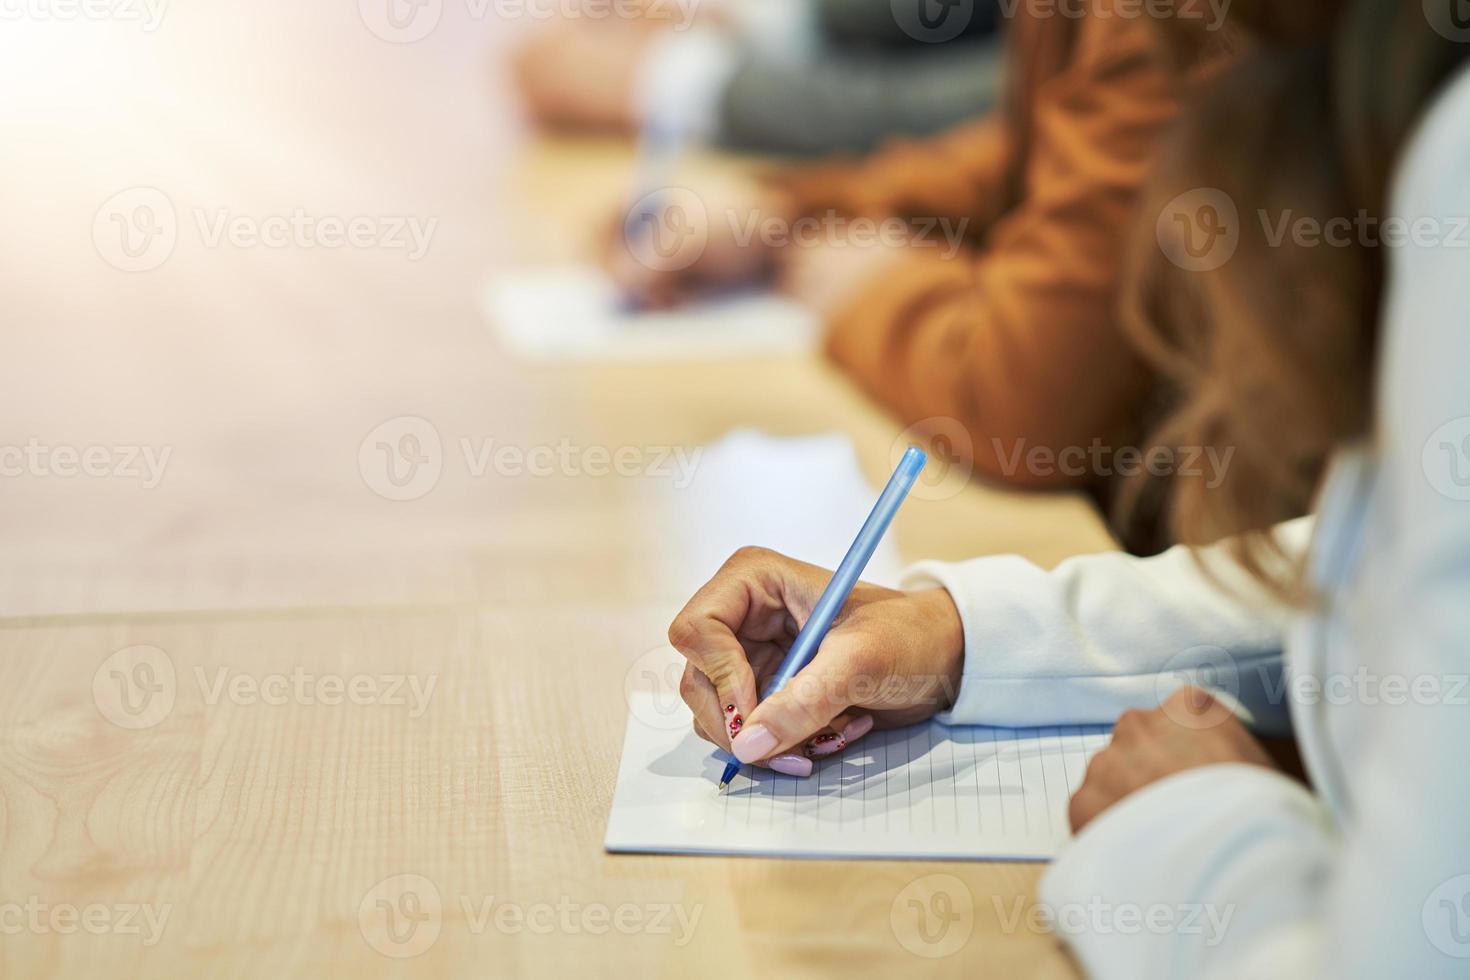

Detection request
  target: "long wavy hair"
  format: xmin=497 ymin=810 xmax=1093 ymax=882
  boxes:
xmin=1120 ymin=0 xmax=1469 ymax=597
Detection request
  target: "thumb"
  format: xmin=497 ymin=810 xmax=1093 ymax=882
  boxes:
xmin=731 ymin=651 xmax=853 ymax=764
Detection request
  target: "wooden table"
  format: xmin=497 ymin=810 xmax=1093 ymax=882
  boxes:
xmin=0 ymin=10 xmax=1115 ymax=977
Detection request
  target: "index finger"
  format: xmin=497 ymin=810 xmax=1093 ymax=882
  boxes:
xmin=666 ymin=548 xmax=798 ymax=737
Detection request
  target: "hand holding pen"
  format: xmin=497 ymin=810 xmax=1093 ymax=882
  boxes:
xmin=665 ymin=449 xmax=966 ymax=788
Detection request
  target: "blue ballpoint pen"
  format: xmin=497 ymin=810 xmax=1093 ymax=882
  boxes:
xmin=618 ymin=117 xmax=682 ymax=313
xmin=718 ymin=446 xmax=928 ymax=791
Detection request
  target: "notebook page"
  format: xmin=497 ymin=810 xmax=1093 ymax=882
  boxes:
xmin=482 ymin=266 xmax=818 ymax=362
xmin=607 ymin=666 xmax=1112 ymax=862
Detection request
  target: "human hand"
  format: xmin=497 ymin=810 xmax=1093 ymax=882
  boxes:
xmin=512 ymin=20 xmax=654 ymax=133
xmin=779 ymin=236 xmax=911 ymax=320
xmin=604 ymin=175 xmax=796 ymax=309
xmin=667 ymin=547 xmax=966 ymax=777
xmin=1068 ymin=688 xmax=1278 ymax=833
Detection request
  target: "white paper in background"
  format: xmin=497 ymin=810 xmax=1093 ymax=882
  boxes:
xmin=607 ymin=648 xmax=1112 ymax=861
xmin=481 ymin=266 xmax=818 ymax=362
xmin=651 ymin=429 xmax=905 ymax=593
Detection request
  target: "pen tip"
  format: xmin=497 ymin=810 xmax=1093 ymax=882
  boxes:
xmin=717 ymin=780 xmax=729 ymax=793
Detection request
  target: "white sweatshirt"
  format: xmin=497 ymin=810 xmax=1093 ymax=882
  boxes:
xmin=899 ymin=62 xmax=1470 ymax=979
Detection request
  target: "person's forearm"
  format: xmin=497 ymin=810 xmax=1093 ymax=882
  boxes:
xmin=900 ymin=518 xmax=1313 ymax=730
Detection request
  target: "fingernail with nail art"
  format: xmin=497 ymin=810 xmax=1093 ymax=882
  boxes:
xmin=731 ymin=723 xmax=777 ymax=763
xmin=842 ymin=715 xmax=875 ymax=742
xmin=723 ymin=703 xmax=743 ymax=739
xmin=769 ymin=754 xmax=813 ymax=778
xmin=805 ymin=731 xmax=846 ymax=757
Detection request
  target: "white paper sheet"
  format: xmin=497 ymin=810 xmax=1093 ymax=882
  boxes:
xmin=482 ymin=266 xmax=819 ymax=361
xmin=607 ymin=653 xmax=1112 ymax=861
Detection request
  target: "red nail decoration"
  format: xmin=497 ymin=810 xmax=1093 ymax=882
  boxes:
xmin=724 ymin=703 xmax=743 ymax=738
xmin=805 ymin=732 xmax=846 ymax=757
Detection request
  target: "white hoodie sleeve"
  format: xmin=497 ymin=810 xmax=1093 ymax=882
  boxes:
xmin=900 ymin=518 xmax=1312 ymax=734
xmin=1039 ymin=62 xmax=1470 ymax=980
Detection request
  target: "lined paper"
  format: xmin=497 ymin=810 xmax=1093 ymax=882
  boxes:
xmin=607 ymin=683 xmax=1111 ymax=861
xmin=483 ymin=266 xmax=818 ymax=362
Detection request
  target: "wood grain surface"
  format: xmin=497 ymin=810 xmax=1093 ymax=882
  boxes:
xmin=0 ymin=9 xmax=1113 ymax=976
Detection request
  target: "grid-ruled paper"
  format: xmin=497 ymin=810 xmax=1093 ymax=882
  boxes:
xmin=606 ymin=688 xmax=1112 ymax=862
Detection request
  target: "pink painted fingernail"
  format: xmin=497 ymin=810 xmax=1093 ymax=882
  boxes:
xmin=805 ymin=732 xmax=846 ymax=758
xmin=842 ymin=715 xmax=875 ymax=742
xmin=731 ymin=723 xmax=777 ymax=763
xmin=723 ymin=703 xmax=743 ymax=739
xmin=769 ymin=754 xmax=813 ymax=778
